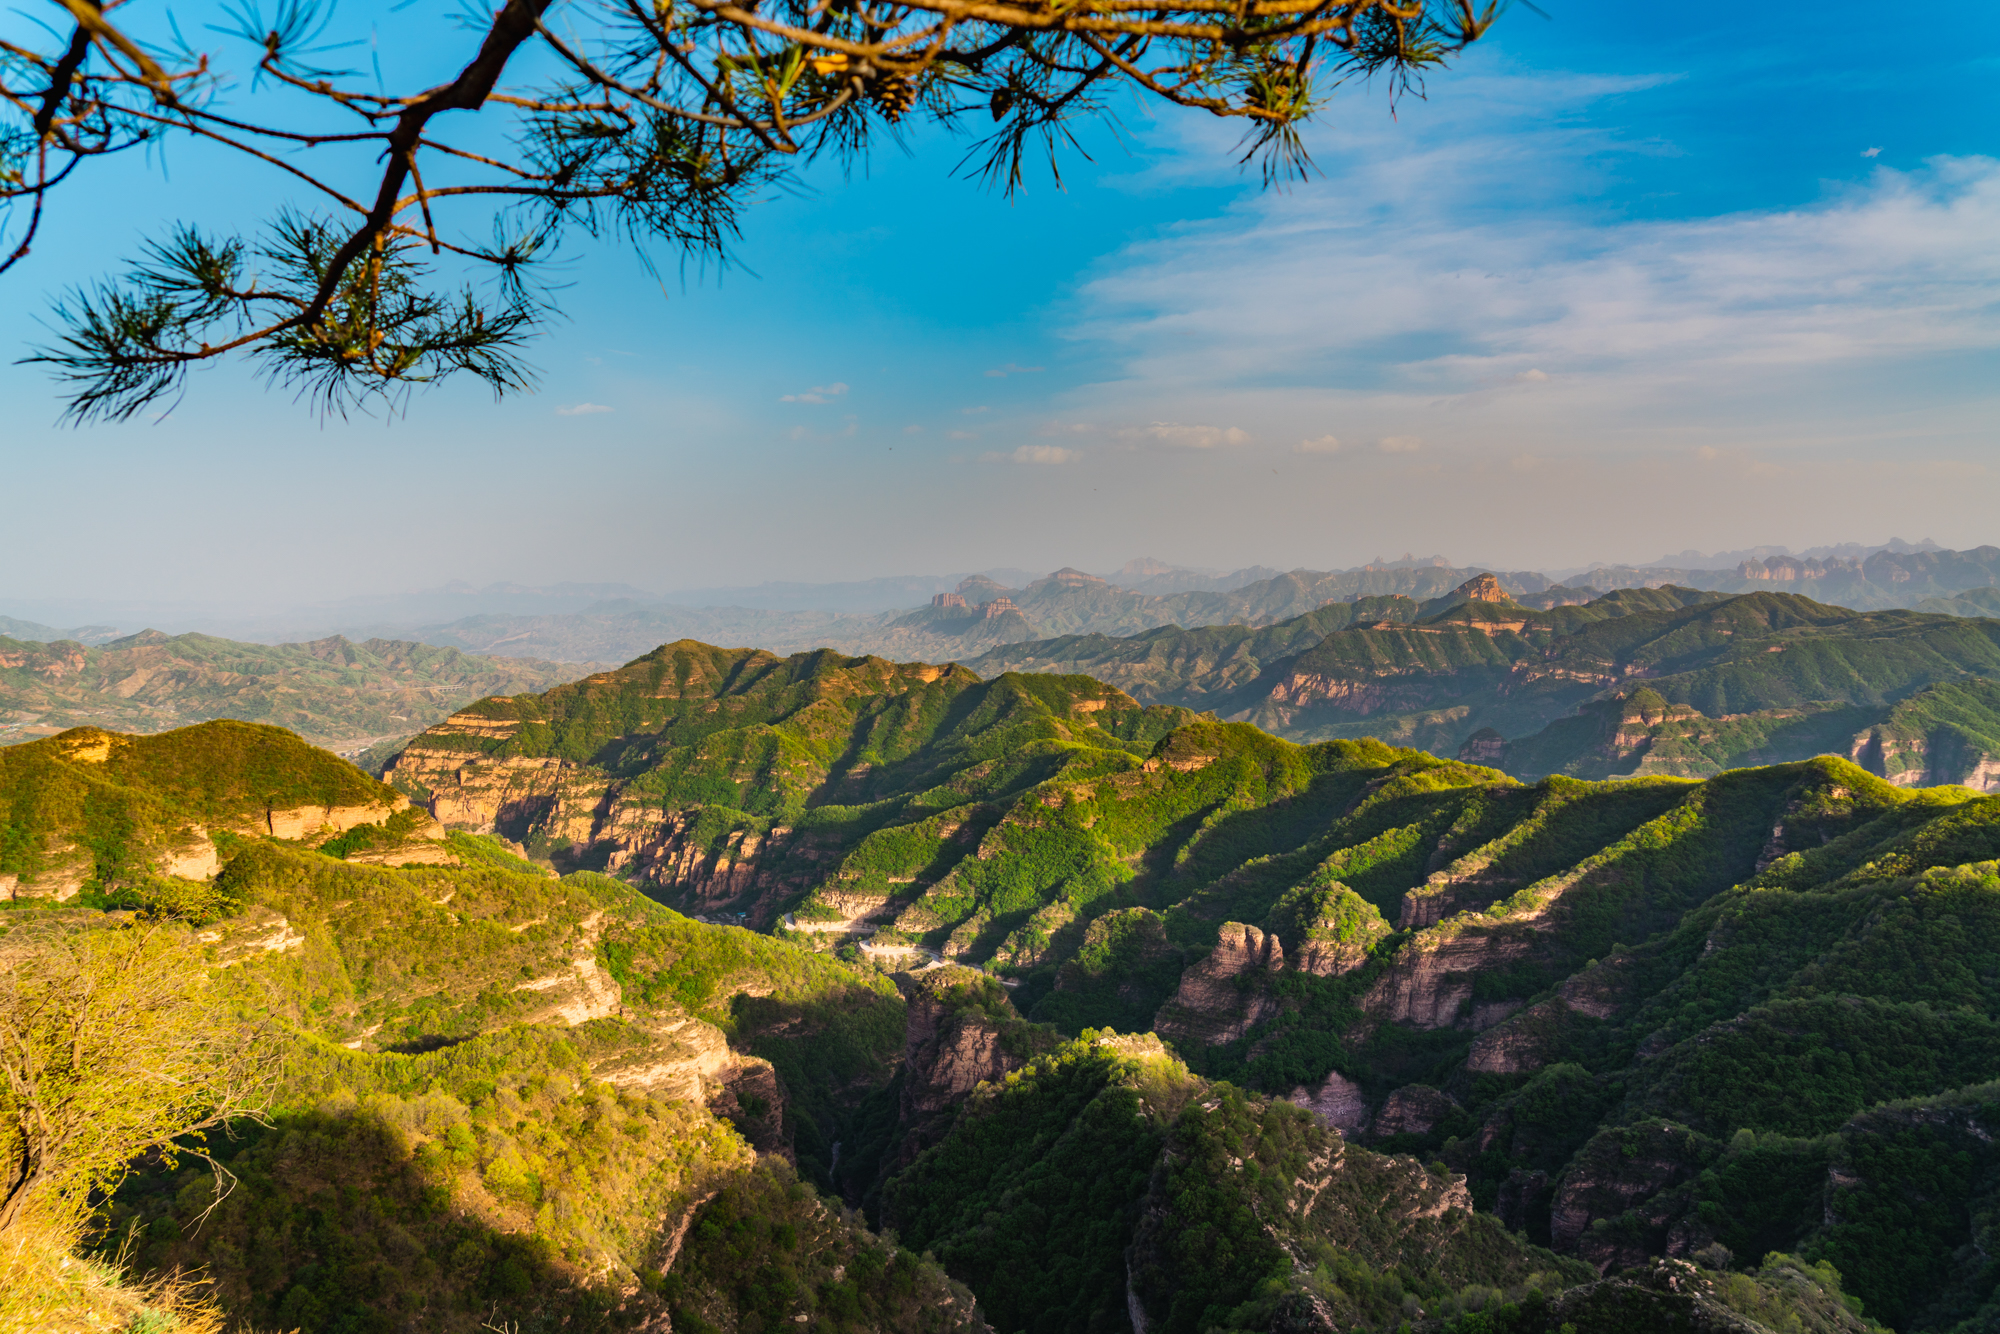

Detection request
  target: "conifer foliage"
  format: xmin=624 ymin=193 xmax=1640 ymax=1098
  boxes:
xmin=3 ymin=0 xmax=1498 ymax=418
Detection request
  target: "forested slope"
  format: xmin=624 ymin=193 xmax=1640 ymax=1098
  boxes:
xmin=969 ymin=585 xmax=2000 ymax=785
xmin=364 ymin=643 xmax=2000 ymax=1329
xmin=16 ymin=672 xmax=2000 ymax=1330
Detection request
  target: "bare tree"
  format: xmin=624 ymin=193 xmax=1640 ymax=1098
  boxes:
xmin=2 ymin=0 xmax=1500 ymax=420
xmin=0 ymin=920 xmax=272 ymax=1237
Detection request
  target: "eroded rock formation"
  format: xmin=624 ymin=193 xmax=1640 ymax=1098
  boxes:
xmin=1154 ymin=922 xmax=1285 ymax=1046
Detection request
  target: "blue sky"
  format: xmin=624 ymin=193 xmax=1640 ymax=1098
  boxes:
xmin=1 ymin=0 xmax=1996 ymax=616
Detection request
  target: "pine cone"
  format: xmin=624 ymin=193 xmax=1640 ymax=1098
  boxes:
xmin=874 ymin=74 xmax=916 ymax=121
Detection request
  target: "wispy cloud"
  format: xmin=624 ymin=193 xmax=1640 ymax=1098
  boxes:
xmin=1039 ymin=420 xmax=1249 ymax=448
xmin=781 ymin=382 xmax=850 ymax=404
xmin=984 ymin=444 xmax=1078 ymax=464
xmin=984 ymin=363 xmax=1046 ymax=377
xmin=1296 ymin=434 xmax=1342 ymax=454
xmin=556 ymin=402 xmax=613 ymax=416
xmin=1063 ymin=64 xmax=2000 ymax=452
xmin=1378 ymin=436 xmax=1423 ymax=453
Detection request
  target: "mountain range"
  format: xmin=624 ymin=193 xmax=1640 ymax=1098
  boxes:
xmin=970 ymin=580 xmax=2000 ymax=786
xmin=236 ymin=545 xmax=2000 ymax=669
xmin=361 ymin=638 xmax=2000 ymax=1330
xmin=0 ymin=629 xmax=605 ymax=755
xmin=7 ymin=682 xmax=1960 ymax=1331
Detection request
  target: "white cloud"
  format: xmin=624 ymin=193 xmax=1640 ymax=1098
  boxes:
xmin=1296 ymin=434 xmax=1343 ymax=453
xmin=1062 ymin=62 xmax=2000 ymax=451
xmin=1082 ymin=156 xmax=2000 ymax=391
xmin=984 ymin=363 xmax=1046 ymax=377
xmin=1863 ymin=147 xmax=1883 ymax=158
xmin=984 ymin=444 xmax=1078 ymax=465
xmin=1378 ymin=436 xmax=1424 ymax=453
xmin=1128 ymin=422 xmax=1248 ymax=448
xmin=903 ymin=424 xmax=924 ymax=435
xmin=781 ymin=382 xmax=850 ymax=404
xmin=556 ymin=402 xmax=613 ymax=416
xmin=1034 ymin=420 xmax=1248 ymax=448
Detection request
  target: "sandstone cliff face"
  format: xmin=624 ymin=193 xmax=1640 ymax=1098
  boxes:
xmin=1371 ymin=1085 xmax=1461 ymax=1139
xmin=707 ymin=1055 xmax=789 ymax=1156
xmin=1456 ymin=727 xmax=1507 ymax=768
xmin=262 ymin=796 xmax=408 ymax=841
xmin=1291 ymin=927 xmax=1383 ymax=977
xmin=1360 ymin=926 xmax=1534 ymax=1029
xmin=1466 ymin=954 xmax=1633 ymax=1074
xmin=1289 ymin=1070 xmax=1369 ymax=1133
xmin=386 ymin=718 xmax=836 ymax=923
xmin=595 ymin=1011 xmax=736 ymax=1103
xmin=160 ymin=829 xmax=221 ymax=880
xmin=1850 ymin=725 xmax=2000 ymax=791
xmin=1550 ymin=1122 xmax=1712 ymax=1271
xmin=511 ymin=910 xmax=624 ymax=1026
xmin=897 ymin=968 xmax=1032 ymax=1119
xmin=1455 ymin=573 xmax=1510 ymax=604
xmin=1153 ymin=922 xmax=1285 ymax=1046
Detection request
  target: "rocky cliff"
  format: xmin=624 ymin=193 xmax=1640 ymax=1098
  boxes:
xmin=1153 ymin=921 xmax=1285 ymax=1046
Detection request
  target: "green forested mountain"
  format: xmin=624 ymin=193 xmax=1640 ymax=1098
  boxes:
xmin=16 ymin=672 xmax=2000 ymax=1331
xmin=0 ymin=629 xmax=605 ymax=753
xmin=1575 ymin=545 xmax=2000 ymax=610
xmin=355 ymin=637 xmax=2000 ymax=1328
xmin=965 ymin=585 xmax=2000 ymax=786
xmin=1915 ymin=586 xmax=2000 ymax=618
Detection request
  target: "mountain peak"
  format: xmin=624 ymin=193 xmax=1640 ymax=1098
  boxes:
xmin=1455 ymin=573 xmax=1510 ymax=603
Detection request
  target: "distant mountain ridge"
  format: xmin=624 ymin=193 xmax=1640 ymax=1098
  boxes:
xmin=0 ymin=630 xmax=607 ymax=752
xmin=271 ymin=545 xmax=2000 ymax=669
xmin=389 ymin=561 xmax=1559 ymax=664
xmin=967 ymin=582 xmax=2000 ymax=788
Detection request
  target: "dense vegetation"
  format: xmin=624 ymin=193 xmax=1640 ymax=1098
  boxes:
xmin=961 ymin=585 xmax=2000 ymax=784
xmin=16 ymin=660 xmax=2000 ymax=1332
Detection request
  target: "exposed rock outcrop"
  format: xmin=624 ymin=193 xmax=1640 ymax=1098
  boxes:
xmin=511 ymin=910 xmax=622 ymax=1025
xmin=1466 ymin=955 xmax=1632 ymax=1074
xmin=1455 ymin=573 xmax=1510 ymax=604
xmin=160 ymin=829 xmax=221 ymax=880
xmin=1360 ymin=924 xmax=1534 ymax=1029
xmin=1551 ymin=1121 xmax=1714 ymax=1271
xmin=1153 ymin=922 xmax=1284 ymax=1046
xmin=894 ymin=967 xmax=1055 ymax=1165
xmin=1289 ymin=1070 xmax=1369 ymax=1133
xmin=386 ymin=723 xmax=839 ymax=925
xmin=1371 ymin=1085 xmax=1461 ymax=1139
xmin=261 ymin=795 xmax=410 ymax=841
xmin=1456 ymin=727 xmax=1507 ymax=768
xmin=708 ymin=1055 xmax=789 ymax=1156
xmin=1277 ymin=887 xmax=1391 ymax=976
xmin=596 ymin=1012 xmax=736 ymax=1102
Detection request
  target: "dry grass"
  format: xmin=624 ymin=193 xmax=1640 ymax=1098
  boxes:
xmin=0 ymin=1199 xmax=224 ymax=1334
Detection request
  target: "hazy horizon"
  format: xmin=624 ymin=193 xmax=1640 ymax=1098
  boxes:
xmin=2 ymin=0 xmax=1994 ymax=613
xmin=0 ymin=535 xmax=1971 ymax=637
